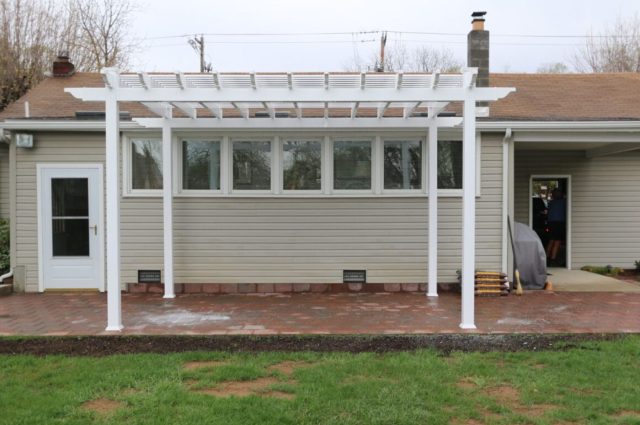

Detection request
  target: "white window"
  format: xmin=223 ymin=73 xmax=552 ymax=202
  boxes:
xmin=232 ymin=140 xmax=271 ymax=191
xmin=130 ymin=138 xmax=162 ymax=191
xmin=282 ymin=139 xmax=322 ymax=191
xmin=333 ymin=140 xmax=372 ymax=191
xmin=383 ymin=140 xmax=422 ymax=190
xmin=181 ymin=140 xmax=221 ymax=191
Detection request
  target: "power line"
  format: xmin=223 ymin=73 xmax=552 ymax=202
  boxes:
xmin=146 ymin=39 xmax=376 ymax=48
xmin=143 ymin=29 xmax=640 ymax=41
xmin=145 ymin=30 xmax=380 ymax=40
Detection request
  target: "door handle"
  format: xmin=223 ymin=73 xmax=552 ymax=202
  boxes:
xmin=89 ymin=224 xmax=97 ymax=235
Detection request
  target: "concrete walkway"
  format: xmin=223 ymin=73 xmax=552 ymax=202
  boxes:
xmin=1 ymin=291 xmax=639 ymax=336
xmin=547 ymin=268 xmax=640 ymax=292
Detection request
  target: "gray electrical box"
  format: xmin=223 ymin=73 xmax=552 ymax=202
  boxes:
xmin=15 ymin=133 xmax=33 ymax=148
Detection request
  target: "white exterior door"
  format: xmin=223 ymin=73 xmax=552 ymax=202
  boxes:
xmin=39 ymin=165 xmax=104 ymax=290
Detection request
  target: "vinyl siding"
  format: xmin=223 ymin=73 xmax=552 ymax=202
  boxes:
xmin=15 ymin=131 xmax=504 ymax=291
xmin=0 ymin=144 xmax=8 ymax=218
xmin=514 ymin=148 xmax=640 ymax=269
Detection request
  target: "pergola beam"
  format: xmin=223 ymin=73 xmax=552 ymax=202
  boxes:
xmin=65 ymin=87 xmax=515 ymax=103
xmin=133 ymin=117 xmax=464 ymax=129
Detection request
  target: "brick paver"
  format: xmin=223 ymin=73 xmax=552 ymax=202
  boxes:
xmin=0 ymin=291 xmax=639 ymax=336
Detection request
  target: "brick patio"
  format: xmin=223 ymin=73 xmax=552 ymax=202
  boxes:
xmin=0 ymin=291 xmax=639 ymax=336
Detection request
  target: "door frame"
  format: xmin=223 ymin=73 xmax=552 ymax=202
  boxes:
xmin=528 ymin=174 xmax=572 ymax=269
xmin=37 ymin=163 xmax=105 ymax=292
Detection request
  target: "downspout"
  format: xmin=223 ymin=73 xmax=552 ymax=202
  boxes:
xmin=0 ymin=129 xmax=11 ymax=284
xmin=502 ymin=128 xmax=513 ymax=276
xmin=0 ymin=269 xmax=12 ymax=283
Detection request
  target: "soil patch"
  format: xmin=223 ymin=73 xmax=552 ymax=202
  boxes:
xmin=486 ymin=385 xmax=557 ymax=418
xmin=0 ymin=334 xmax=626 ymax=356
xmin=486 ymin=385 xmax=520 ymax=404
xmin=184 ymin=360 xmax=228 ymax=370
xmin=197 ymin=377 xmax=281 ymax=398
xmin=267 ymin=360 xmax=313 ymax=375
xmin=456 ymin=378 xmax=478 ymax=390
xmin=612 ymin=410 xmax=640 ymax=417
xmin=82 ymin=398 xmax=123 ymax=414
xmin=263 ymin=390 xmax=295 ymax=400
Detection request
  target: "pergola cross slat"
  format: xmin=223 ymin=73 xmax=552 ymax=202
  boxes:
xmin=65 ymin=67 xmax=515 ymax=332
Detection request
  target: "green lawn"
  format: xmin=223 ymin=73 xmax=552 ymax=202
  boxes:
xmin=1 ymin=337 xmax=639 ymax=425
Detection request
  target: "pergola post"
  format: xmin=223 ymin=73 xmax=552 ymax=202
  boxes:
xmin=460 ymin=97 xmax=477 ymax=329
xmin=104 ymin=69 xmax=123 ymax=331
xmin=162 ymin=113 xmax=175 ymax=299
xmin=427 ymin=119 xmax=438 ymax=297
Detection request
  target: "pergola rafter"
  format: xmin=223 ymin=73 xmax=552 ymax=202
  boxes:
xmin=65 ymin=67 xmax=515 ymax=332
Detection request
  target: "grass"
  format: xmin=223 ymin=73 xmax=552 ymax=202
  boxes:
xmin=1 ymin=337 xmax=640 ymax=425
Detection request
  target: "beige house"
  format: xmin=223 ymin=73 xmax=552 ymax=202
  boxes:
xmin=2 ymin=15 xmax=640 ymax=330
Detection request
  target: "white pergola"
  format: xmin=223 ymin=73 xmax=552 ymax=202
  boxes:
xmin=66 ymin=68 xmax=514 ymax=331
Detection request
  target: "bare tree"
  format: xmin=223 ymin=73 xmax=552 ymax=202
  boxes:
xmin=0 ymin=0 xmax=137 ymax=110
xmin=574 ymin=14 xmax=640 ymax=72
xmin=345 ymin=42 xmax=462 ymax=73
xmin=66 ymin=0 xmax=137 ymax=71
xmin=411 ymin=46 xmax=462 ymax=73
xmin=0 ymin=0 xmax=75 ymax=110
xmin=537 ymin=62 xmax=570 ymax=73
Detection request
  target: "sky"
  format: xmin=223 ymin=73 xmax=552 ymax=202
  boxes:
xmin=130 ymin=0 xmax=639 ymax=73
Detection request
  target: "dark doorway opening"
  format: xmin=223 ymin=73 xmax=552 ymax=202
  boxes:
xmin=531 ymin=177 xmax=569 ymax=268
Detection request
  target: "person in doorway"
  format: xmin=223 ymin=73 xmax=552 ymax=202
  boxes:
xmin=546 ymin=188 xmax=566 ymax=266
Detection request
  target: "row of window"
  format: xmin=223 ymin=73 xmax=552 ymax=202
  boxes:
xmin=127 ymin=137 xmax=465 ymax=195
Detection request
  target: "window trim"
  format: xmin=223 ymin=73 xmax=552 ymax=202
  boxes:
xmin=280 ymin=136 xmax=324 ymax=195
xmin=229 ymin=137 xmax=274 ymax=194
xmin=177 ymin=137 xmax=223 ymax=195
xmin=122 ymin=134 xmax=164 ymax=197
xmin=331 ymin=137 xmax=375 ymax=195
xmin=380 ymin=138 xmax=426 ymax=195
xmin=122 ymin=131 xmax=482 ymax=198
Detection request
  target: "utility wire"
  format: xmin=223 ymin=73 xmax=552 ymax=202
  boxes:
xmin=144 ymin=29 xmax=640 ymax=40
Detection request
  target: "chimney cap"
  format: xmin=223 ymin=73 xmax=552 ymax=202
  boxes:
xmin=471 ymin=11 xmax=487 ymax=19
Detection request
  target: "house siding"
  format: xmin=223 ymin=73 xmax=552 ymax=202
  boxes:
xmin=0 ymin=143 xmax=9 ymax=219
xmin=15 ymin=131 xmax=503 ymax=292
xmin=514 ymin=148 xmax=640 ymax=269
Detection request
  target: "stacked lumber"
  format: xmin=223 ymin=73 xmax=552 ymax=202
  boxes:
xmin=475 ymin=271 xmax=509 ymax=297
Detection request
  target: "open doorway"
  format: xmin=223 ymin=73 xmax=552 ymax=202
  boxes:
xmin=530 ymin=176 xmax=570 ymax=268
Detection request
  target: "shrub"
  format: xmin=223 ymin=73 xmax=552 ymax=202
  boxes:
xmin=635 ymin=260 xmax=640 ymax=272
xmin=0 ymin=219 xmax=9 ymax=274
xmin=581 ymin=265 xmax=622 ymax=277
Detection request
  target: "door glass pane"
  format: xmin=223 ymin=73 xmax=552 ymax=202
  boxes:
xmin=52 ymin=218 xmax=89 ymax=256
xmin=51 ymin=177 xmax=90 ymax=257
xmin=52 ymin=178 xmax=88 ymax=217
xmin=383 ymin=140 xmax=422 ymax=190
xmin=182 ymin=140 xmax=221 ymax=190
xmin=283 ymin=140 xmax=322 ymax=190
xmin=438 ymin=140 xmax=463 ymax=189
xmin=131 ymin=139 xmax=163 ymax=190
xmin=232 ymin=141 xmax=271 ymax=190
xmin=333 ymin=141 xmax=371 ymax=190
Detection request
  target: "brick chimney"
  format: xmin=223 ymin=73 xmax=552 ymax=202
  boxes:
xmin=467 ymin=11 xmax=489 ymax=113
xmin=52 ymin=53 xmax=75 ymax=77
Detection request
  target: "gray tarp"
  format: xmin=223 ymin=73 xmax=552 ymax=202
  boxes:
xmin=514 ymin=222 xmax=547 ymax=289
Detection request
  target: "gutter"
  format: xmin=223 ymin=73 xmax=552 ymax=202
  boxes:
xmin=3 ymin=119 xmax=640 ymax=132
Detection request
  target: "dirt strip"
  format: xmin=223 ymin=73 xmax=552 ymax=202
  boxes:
xmin=0 ymin=333 xmax=631 ymax=356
